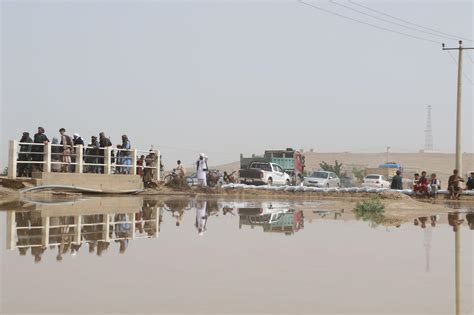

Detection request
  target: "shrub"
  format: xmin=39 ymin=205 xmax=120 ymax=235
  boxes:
xmin=353 ymin=197 xmax=385 ymax=227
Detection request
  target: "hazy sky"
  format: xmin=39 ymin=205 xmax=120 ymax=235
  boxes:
xmin=1 ymin=0 xmax=473 ymax=169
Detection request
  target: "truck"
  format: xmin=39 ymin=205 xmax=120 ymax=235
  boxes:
xmin=238 ymin=161 xmax=291 ymax=186
xmin=240 ymin=148 xmax=305 ymax=180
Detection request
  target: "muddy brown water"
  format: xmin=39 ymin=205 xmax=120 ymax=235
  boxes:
xmin=0 ymin=197 xmax=472 ymax=314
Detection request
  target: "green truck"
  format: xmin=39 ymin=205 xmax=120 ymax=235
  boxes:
xmin=240 ymin=148 xmax=305 ymax=175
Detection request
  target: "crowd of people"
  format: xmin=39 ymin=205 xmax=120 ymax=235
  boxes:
xmin=390 ymin=169 xmax=474 ymax=199
xmin=16 ymin=126 xmax=159 ymax=183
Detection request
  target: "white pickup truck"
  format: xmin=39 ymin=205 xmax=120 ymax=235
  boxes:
xmin=239 ymin=162 xmax=291 ymax=186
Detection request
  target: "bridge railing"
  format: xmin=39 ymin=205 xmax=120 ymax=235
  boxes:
xmin=8 ymin=140 xmax=160 ymax=180
xmin=6 ymin=209 xmax=160 ymax=251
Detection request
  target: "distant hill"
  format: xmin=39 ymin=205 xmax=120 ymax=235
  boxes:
xmin=213 ymin=152 xmax=474 ymax=186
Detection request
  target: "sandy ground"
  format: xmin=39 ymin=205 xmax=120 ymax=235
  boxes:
xmin=1 ymin=177 xmax=472 ymax=226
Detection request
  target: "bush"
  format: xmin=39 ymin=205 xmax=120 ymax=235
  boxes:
xmin=320 ymin=160 xmax=344 ymax=178
xmin=353 ymin=197 xmax=385 ymax=227
xmin=352 ymin=167 xmax=365 ymax=183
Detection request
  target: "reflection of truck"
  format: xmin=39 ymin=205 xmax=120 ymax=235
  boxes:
xmin=239 ymin=209 xmax=304 ymax=235
xmin=239 ymin=162 xmax=291 ymax=186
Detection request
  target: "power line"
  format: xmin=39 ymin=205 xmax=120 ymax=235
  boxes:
xmin=348 ymin=0 xmax=474 ymax=43
xmin=330 ymin=0 xmax=456 ymax=42
xmin=298 ymin=0 xmax=440 ymax=44
xmin=466 ymin=51 xmax=474 ymax=63
xmin=446 ymin=50 xmax=474 ymax=85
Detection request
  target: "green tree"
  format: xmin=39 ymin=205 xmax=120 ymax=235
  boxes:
xmin=352 ymin=167 xmax=365 ymax=183
xmin=319 ymin=160 xmax=344 ymax=177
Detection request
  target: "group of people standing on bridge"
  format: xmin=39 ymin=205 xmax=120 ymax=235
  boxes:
xmin=16 ymin=126 xmax=157 ymax=181
xmin=390 ymin=169 xmax=474 ymax=199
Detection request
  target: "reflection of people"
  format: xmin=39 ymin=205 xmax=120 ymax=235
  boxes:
xmin=466 ymin=213 xmax=474 ymax=230
xmin=195 ymin=200 xmax=207 ymax=235
xmin=418 ymin=217 xmax=428 ymax=229
xmin=114 ymin=213 xmax=132 ymax=254
xmin=430 ymin=215 xmax=439 ymax=227
xmin=448 ymin=213 xmax=464 ymax=232
xmin=143 ymin=200 xmax=159 ymax=236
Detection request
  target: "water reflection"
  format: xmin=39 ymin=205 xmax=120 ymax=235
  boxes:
xmin=6 ymin=198 xmax=160 ymax=262
xmin=2 ymin=198 xmax=473 ymax=314
xmin=4 ymin=198 xmax=474 ymax=265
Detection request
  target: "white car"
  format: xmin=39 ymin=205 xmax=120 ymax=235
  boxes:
xmin=239 ymin=162 xmax=291 ymax=186
xmin=362 ymin=174 xmax=390 ymax=188
xmin=304 ymin=171 xmax=340 ymax=188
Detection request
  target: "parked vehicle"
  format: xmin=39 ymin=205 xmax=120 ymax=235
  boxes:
xmin=240 ymin=148 xmax=305 ymax=179
xmin=239 ymin=162 xmax=291 ymax=186
xmin=303 ymin=171 xmax=340 ymax=188
xmin=361 ymin=174 xmax=390 ymax=188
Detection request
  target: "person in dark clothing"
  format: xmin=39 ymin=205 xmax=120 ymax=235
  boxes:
xmin=17 ymin=132 xmax=33 ymax=177
xmin=466 ymin=172 xmax=474 ymax=190
xmin=73 ymin=133 xmax=84 ymax=146
xmin=71 ymin=133 xmax=85 ymax=172
xmin=390 ymin=170 xmax=403 ymax=190
xmin=98 ymin=132 xmax=112 ymax=173
xmin=32 ymin=127 xmax=49 ymax=172
xmin=85 ymin=136 xmax=100 ymax=173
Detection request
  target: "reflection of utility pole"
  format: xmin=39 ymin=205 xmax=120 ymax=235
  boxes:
xmin=455 ymin=228 xmax=460 ymax=315
xmin=386 ymin=146 xmax=390 ymax=163
xmin=423 ymin=227 xmax=432 ymax=272
xmin=442 ymin=41 xmax=474 ymax=173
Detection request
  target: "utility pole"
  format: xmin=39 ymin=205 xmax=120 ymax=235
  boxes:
xmin=442 ymin=41 xmax=474 ymax=173
xmin=386 ymin=146 xmax=390 ymax=163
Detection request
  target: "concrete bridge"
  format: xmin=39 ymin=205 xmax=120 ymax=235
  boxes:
xmin=7 ymin=140 xmax=161 ymax=192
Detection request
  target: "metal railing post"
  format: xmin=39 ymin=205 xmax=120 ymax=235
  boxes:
xmin=44 ymin=143 xmax=51 ymax=173
xmin=131 ymin=213 xmax=136 ymax=240
xmin=6 ymin=211 xmax=15 ymax=250
xmin=8 ymin=140 xmax=18 ymax=179
xmin=42 ymin=216 xmax=50 ymax=247
xmin=76 ymin=145 xmax=84 ymax=173
xmin=154 ymin=149 xmax=160 ymax=181
xmin=74 ymin=215 xmax=82 ymax=244
xmin=131 ymin=148 xmax=138 ymax=175
xmin=104 ymin=147 xmax=112 ymax=175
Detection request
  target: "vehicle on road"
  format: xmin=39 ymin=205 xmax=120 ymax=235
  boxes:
xmin=361 ymin=174 xmax=390 ymax=188
xmin=240 ymin=148 xmax=305 ymax=184
xmin=303 ymin=171 xmax=340 ymax=188
xmin=239 ymin=162 xmax=291 ymax=186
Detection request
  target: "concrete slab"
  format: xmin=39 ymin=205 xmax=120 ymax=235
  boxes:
xmin=34 ymin=172 xmax=143 ymax=191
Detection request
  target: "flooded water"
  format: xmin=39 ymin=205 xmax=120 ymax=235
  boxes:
xmin=0 ymin=197 xmax=472 ymax=314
